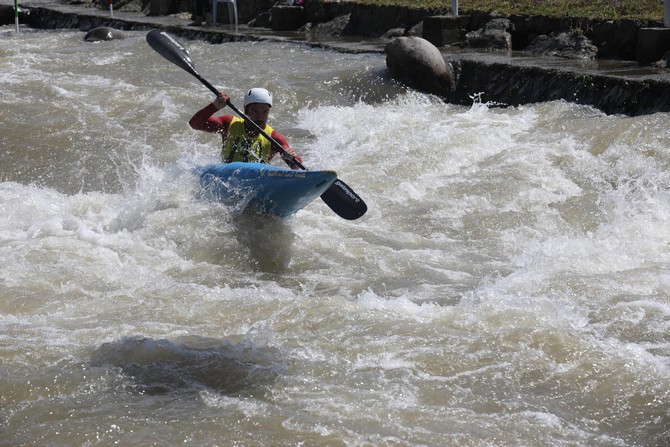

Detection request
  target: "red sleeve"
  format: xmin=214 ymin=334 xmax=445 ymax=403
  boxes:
xmin=269 ymin=129 xmax=303 ymax=169
xmin=189 ymin=104 xmax=234 ymax=134
xmin=268 ymin=130 xmax=290 ymax=156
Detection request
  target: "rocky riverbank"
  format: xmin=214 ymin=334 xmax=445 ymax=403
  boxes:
xmin=3 ymin=0 xmax=670 ymax=116
xmin=48 ymin=0 xmax=670 ymax=61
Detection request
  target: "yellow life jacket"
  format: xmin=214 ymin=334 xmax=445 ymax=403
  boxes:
xmin=221 ymin=117 xmax=273 ymax=163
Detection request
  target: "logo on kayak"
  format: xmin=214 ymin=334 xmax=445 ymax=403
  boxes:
xmin=260 ymin=170 xmax=307 ymax=178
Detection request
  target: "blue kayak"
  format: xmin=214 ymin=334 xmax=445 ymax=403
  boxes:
xmin=198 ymin=162 xmax=337 ymax=218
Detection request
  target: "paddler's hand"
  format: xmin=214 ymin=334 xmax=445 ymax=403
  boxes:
xmin=282 ymin=147 xmax=301 ymax=161
xmin=282 ymin=147 xmax=303 ymax=169
xmin=213 ymin=91 xmax=230 ymax=110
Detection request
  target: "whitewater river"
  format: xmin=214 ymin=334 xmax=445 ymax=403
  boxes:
xmin=1 ymin=26 xmax=669 ymax=446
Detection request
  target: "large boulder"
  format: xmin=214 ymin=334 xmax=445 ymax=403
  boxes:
xmin=385 ymin=36 xmax=454 ymax=96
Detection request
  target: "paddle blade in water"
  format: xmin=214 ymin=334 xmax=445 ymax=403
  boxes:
xmin=321 ymin=179 xmax=367 ymax=220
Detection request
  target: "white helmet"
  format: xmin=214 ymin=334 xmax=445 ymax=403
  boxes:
xmin=244 ymin=88 xmax=273 ymax=107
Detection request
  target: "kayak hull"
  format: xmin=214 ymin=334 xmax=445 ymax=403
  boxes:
xmin=198 ymin=162 xmax=337 ymax=218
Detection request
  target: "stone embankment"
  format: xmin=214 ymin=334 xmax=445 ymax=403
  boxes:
xmin=2 ymin=0 xmax=670 ymax=116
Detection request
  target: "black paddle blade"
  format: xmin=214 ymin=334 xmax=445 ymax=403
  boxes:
xmin=146 ymin=29 xmax=220 ymax=96
xmin=320 ymin=179 xmax=367 ymax=220
xmin=146 ymin=29 xmax=199 ymax=77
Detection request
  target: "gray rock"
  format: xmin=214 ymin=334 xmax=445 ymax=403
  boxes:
xmin=309 ymin=13 xmax=351 ymax=37
xmin=465 ymin=18 xmax=513 ymax=51
xmin=84 ymin=26 xmax=127 ymax=42
xmin=525 ymin=31 xmax=598 ymax=60
xmin=382 ymin=27 xmax=406 ymax=39
xmin=407 ymin=22 xmax=423 ymax=38
xmin=385 ymin=36 xmax=454 ymax=96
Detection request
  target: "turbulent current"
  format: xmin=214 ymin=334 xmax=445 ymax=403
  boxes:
xmin=1 ymin=27 xmax=669 ymax=446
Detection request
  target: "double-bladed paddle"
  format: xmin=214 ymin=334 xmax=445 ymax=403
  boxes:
xmin=145 ymin=29 xmax=367 ymax=220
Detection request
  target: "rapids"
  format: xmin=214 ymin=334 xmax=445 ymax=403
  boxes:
xmin=1 ymin=27 xmax=669 ymax=446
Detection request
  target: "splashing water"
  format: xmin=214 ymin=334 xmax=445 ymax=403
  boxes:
xmin=1 ymin=27 xmax=669 ymax=446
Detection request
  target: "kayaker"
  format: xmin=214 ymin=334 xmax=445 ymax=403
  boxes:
xmin=189 ymin=88 xmax=303 ymax=169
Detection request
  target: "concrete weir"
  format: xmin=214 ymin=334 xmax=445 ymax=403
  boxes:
xmin=4 ymin=1 xmax=670 ymax=116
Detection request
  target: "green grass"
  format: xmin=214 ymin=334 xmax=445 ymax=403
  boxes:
xmin=348 ymin=0 xmax=664 ymax=22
